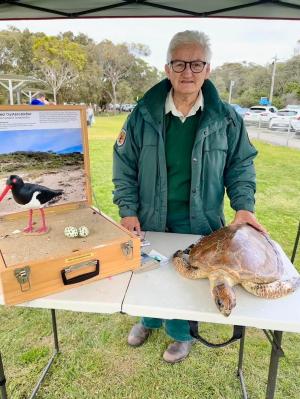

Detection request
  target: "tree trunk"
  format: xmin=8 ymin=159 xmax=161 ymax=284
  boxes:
xmin=112 ymin=82 xmax=117 ymax=115
xmin=53 ymin=88 xmax=57 ymax=104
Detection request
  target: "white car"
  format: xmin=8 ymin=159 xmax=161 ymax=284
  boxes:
xmin=269 ymin=109 xmax=300 ymax=131
xmin=291 ymin=111 xmax=300 ymax=133
xmin=244 ymin=105 xmax=278 ymax=125
xmin=291 ymin=120 xmax=300 ymax=133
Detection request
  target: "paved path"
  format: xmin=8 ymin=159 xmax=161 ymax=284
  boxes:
xmin=247 ymin=125 xmax=300 ymax=150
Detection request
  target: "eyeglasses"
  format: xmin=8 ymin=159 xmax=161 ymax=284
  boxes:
xmin=169 ymin=60 xmax=207 ymax=73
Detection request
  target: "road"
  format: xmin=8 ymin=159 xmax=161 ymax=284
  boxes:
xmin=246 ymin=125 xmax=300 ymax=150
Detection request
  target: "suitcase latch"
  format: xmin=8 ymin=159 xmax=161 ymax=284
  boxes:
xmin=121 ymin=240 xmax=133 ymax=258
xmin=14 ymin=266 xmax=31 ymax=292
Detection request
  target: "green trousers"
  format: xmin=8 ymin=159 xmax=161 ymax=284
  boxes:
xmin=141 ymin=317 xmax=192 ymax=341
xmin=141 ymin=214 xmax=194 ymax=342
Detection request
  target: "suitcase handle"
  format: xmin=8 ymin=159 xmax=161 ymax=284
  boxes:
xmin=61 ymin=260 xmax=100 ymax=285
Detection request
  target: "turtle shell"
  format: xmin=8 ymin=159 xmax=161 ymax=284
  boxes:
xmin=189 ymin=224 xmax=283 ymax=283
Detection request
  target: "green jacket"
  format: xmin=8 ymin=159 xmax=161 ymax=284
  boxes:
xmin=113 ymin=78 xmax=257 ymax=235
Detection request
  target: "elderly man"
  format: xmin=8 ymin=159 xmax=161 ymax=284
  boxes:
xmin=113 ymin=30 xmax=265 ymax=363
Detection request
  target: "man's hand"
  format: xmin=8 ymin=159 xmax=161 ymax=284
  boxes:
xmin=121 ymin=216 xmax=141 ymax=235
xmin=231 ymin=210 xmax=267 ymax=234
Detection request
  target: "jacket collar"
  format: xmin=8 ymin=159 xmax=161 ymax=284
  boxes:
xmin=140 ymin=78 xmax=227 ymax=126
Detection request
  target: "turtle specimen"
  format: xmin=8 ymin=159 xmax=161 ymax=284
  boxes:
xmin=173 ymin=223 xmax=300 ymax=317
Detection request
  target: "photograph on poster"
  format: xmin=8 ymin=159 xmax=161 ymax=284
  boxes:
xmin=0 ymin=109 xmax=86 ymax=216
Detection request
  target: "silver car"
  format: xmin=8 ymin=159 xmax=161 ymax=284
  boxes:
xmin=269 ymin=109 xmax=300 ymax=131
xmin=244 ymin=105 xmax=278 ymax=126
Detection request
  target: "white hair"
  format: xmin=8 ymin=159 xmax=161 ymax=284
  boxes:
xmin=166 ymin=30 xmax=212 ymax=64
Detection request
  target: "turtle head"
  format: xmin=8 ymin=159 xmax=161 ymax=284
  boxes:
xmin=212 ymin=283 xmax=236 ymax=317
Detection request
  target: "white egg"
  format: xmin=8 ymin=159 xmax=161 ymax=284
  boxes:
xmin=78 ymin=226 xmax=89 ymax=237
xmin=64 ymin=226 xmax=78 ymax=238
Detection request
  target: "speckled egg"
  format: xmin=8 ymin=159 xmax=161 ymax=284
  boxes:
xmin=64 ymin=226 xmax=78 ymax=238
xmin=78 ymin=226 xmax=89 ymax=237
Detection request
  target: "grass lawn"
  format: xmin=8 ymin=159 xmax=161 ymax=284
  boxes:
xmin=0 ymin=114 xmax=299 ymax=399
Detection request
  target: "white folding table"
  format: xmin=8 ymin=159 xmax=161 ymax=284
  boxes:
xmin=1 ymin=231 xmax=300 ymax=399
xmin=124 ymin=232 xmax=300 ymax=399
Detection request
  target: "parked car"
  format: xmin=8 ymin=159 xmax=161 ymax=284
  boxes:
xmin=121 ymin=103 xmax=136 ymax=112
xmin=291 ymin=116 xmax=300 ymax=133
xmin=107 ymin=103 xmax=121 ymax=111
xmin=231 ymin=104 xmax=249 ymax=117
xmin=244 ymin=105 xmax=278 ymax=125
xmin=269 ymin=108 xmax=300 ymax=131
xmin=286 ymin=104 xmax=300 ymax=110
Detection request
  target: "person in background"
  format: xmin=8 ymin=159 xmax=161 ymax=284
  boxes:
xmin=86 ymin=104 xmax=94 ymax=127
xmin=30 ymin=92 xmax=48 ymax=105
xmin=113 ymin=30 xmax=266 ymax=363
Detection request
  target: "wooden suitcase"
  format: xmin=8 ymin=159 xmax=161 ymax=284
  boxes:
xmin=0 ymin=105 xmax=141 ymax=305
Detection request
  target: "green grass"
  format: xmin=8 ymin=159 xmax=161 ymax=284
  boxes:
xmin=89 ymin=114 xmax=126 ymax=220
xmin=0 ymin=115 xmax=299 ymax=399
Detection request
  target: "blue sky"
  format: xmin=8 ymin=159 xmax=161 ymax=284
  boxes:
xmin=0 ymin=129 xmax=83 ymax=154
xmin=0 ymin=18 xmax=299 ymax=69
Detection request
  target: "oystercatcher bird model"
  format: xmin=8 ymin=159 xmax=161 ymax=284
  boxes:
xmin=0 ymin=175 xmax=63 ymax=234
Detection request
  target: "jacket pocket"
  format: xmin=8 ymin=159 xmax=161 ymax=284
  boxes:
xmin=203 ymin=131 xmax=228 ymax=151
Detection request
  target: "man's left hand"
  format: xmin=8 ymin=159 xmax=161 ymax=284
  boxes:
xmin=231 ymin=210 xmax=267 ymax=234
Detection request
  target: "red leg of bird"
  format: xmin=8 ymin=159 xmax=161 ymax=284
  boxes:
xmin=36 ymin=208 xmax=48 ymax=233
xmin=23 ymin=209 xmax=34 ymax=233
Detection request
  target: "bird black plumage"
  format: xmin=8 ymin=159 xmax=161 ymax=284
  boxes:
xmin=0 ymin=175 xmax=63 ymax=233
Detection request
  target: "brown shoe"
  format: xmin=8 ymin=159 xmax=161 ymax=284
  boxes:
xmin=163 ymin=340 xmax=195 ymax=363
xmin=127 ymin=323 xmax=151 ymax=347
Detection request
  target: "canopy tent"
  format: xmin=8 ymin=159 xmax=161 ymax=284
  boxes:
xmin=0 ymin=0 xmax=300 ymax=20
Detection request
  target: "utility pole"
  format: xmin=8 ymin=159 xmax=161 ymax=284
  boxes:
xmin=228 ymin=80 xmax=235 ymax=104
xmin=269 ymin=55 xmax=278 ymax=104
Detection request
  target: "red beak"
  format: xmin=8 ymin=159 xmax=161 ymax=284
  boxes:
xmin=0 ymin=185 xmax=12 ymax=202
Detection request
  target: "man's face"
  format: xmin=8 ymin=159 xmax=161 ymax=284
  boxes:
xmin=165 ymin=43 xmax=210 ymax=97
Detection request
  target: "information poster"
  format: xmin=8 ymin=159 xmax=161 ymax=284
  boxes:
xmin=0 ymin=108 xmax=87 ymax=216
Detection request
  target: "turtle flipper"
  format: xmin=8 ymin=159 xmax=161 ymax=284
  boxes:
xmin=183 ymin=243 xmax=195 ymax=255
xmin=172 ymin=250 xmax=206 ymax=279
xmin=241 ymin=277 xmax=300 ymax=299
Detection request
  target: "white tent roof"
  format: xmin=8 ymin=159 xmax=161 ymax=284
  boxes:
xmin=0 ymin=0 xmax=300 ymax=20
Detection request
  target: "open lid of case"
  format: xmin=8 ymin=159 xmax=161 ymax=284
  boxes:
xmin=0 ymin=105 xmax=92 ymax=218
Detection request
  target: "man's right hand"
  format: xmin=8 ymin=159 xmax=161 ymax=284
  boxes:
xmin=121 ymin=216 xmax=141 ymax=235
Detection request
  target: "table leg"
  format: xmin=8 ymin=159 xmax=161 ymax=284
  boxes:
xmin=236 ymin=326 xmax=248 ymax=399
xmin=266 ymin=331 xmax=283 ymax=399
xmin=51 ymin=309 xmax=59 ymax=353
xmin=29 ymin=309 xmax=59 ymax=399
xmin=0 ymin=352 xmax=8 ymax=399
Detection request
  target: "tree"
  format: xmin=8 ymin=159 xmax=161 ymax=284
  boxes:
xmin=96 ymin=40 xmax=162 ymax=110
xmin=58 ymin=31 xmax=96 ymax=47
xmin=96 ymin=40 xmax=136 ymax=112
xmin=32 ymin=36 xmax=86 ymax=103
xmin=127 ymin=58 xmax=164 ymax=102
xmin=210 ymin=61 xmax=292 ymax=107
xmin=59 ymin=38 xmax=103 ymax=105
xmin=117 ymin=80 xmax=133 ymax=105
xmin=60 ymin=59 xmax=103 ymax=105
xmin=15 ymin=28 xmax=37 ymax=75
xmin=0 ymin=28 xmax=21 ymax=73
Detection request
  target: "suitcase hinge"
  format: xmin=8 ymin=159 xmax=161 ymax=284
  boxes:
xmin=121 ymin=240 xmax=133 ymax=258
xmin=14 ymin=266 xmax=31 ymax=292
